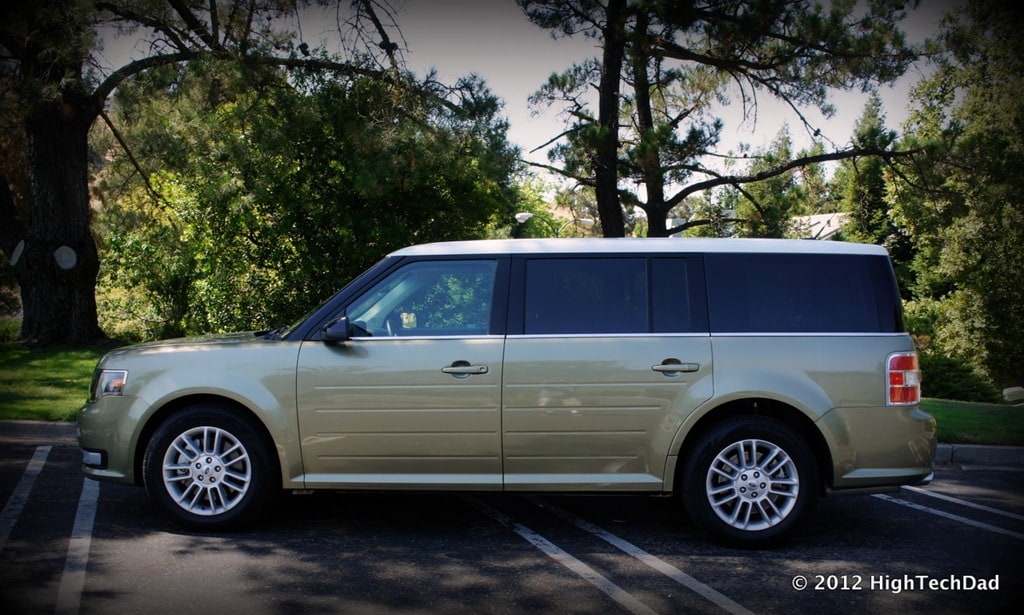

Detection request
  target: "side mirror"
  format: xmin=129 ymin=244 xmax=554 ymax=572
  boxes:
xmin=321 ymin=316 xmax=351 ymax=343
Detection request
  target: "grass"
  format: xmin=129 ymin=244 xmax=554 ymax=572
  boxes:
xmin=0 ymin=344 xmax=107 ymax=421
xmin=1 ymin=345 xmax=1022 ymax=446
xmin=921 ymin=398 xmax=1024 ymax=446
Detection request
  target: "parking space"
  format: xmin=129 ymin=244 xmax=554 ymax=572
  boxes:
xmin=1 ymin=424 xmax=1021 ymax=614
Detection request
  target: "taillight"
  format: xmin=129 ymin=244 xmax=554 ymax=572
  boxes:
xmin=887 ymin=352 xmax=921 ymax=406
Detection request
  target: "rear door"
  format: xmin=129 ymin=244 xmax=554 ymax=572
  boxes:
xmin=296 ymin=258 xmax=507 ymax=489
xmin=501 ymin=256 xmax=712 ymax=491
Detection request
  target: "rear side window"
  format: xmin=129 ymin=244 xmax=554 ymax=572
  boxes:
xmin=705 ymin=253 xmax=902 ymax=333
xmin=523 ymin=258 xmax=647 ymax=334
xmin=518 ymin=257 xmax=708 ymax=335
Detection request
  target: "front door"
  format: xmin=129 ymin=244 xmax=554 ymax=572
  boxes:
xmin=297 ymin=259 xmax=505 ymax=489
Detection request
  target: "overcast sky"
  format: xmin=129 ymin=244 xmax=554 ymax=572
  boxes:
xmin=99 ymin=1 xmax=961 ymax=170
xmin=383 ymin=0 xmax=959 ymax=167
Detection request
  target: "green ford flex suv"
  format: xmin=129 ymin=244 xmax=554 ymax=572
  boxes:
xmin=79 ymin=238 xmax=936 ymax=545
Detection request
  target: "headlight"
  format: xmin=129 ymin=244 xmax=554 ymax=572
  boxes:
xmin=92 ymin=369 xmax=128 ymax=399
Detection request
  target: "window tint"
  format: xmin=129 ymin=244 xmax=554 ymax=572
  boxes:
xmin=518 ymin=257 xmax=707 ymax=335
xmin=705 ymin=253 xmax=891 ymax=333
xmin=346 ymin=260 xmax=496 ymax=336
xmin=524 ymin=258 xmax=648 ymax=334
xmin=651 ymin=258 xmax=708 ymax=333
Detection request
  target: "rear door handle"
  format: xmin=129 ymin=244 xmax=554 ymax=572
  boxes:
xmin=652 ymin=360 xmax=700 ymax=375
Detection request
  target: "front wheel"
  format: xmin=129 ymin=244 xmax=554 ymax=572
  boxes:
xmin=682 ymin=416 xmax=818 ymax=545
xmin=143 ymin=405 xmax=277 ymax=529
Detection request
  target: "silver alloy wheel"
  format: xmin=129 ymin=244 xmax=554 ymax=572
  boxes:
xmin=161 ymin=425 xmax=252 ymax=516
xmin=705 ymin=438 xmax=799 ymax=531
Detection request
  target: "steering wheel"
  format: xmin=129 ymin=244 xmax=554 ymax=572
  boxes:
xmin=384 ymin=313 xmax=401 ymax=337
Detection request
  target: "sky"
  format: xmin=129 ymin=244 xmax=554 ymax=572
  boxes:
xmin=379 ymin=0 xmax=959 ymax=168
xmin=99 ymin=0 xmax=961 ymax=171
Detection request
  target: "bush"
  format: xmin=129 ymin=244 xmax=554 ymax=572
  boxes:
xmin=0 ymin=317 xmax=19 ymax=343
xmin=919 ymin=352 xmax=1002 ymax=403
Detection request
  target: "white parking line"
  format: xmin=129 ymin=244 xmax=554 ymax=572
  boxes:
xmin=0 ymin=444 xmax=51 ymax=554
xmin=54 ymin=478 xmax=100 ymax=615
xmin=874 ymin=493 xmax=1024 ymax=540
xmin=465 ymin=497 xmax=659 ymax=615
xmin=527 ymin=497 xmax=754 ymax=615
xmin=902 ymin=485 xmax=1024 ymax=522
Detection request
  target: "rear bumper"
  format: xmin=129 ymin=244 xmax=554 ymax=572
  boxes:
xmin=817 ymin=405 xmax=937 ymax=490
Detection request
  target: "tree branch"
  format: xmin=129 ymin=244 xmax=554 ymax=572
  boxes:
xmin=662 ymin=146 xmax=922 ymax=210
xmin=666 ymin=217 xmax=746 ymax=237
xmin=357 ymin=0 xmax=401 ymax=71
xmin=167 ymin=0 xmax=225 ymax=52
xmin=95 ymin=2 xmax=196 ymax=52
xmin=93 ymin=51 xmax=196 ymax=107
xmin=98 ymin=110 xmax=171 ymax=211
xmin=523 ymin=159 xmax=596 ymax=189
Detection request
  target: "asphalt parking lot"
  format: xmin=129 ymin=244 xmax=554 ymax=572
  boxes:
xmin=2 ymin=421 xmax=1021 ymax=614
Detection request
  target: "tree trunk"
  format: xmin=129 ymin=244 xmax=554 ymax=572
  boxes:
xmin=0 ymin=2 xmax=108 ymax=346
xmin=2 ymin=99 xmax=106 ymax=346
xmin=630 ymin=10 xmax=670 ymax=238
xmin=595 ymin=0 xmax=628 ymax=238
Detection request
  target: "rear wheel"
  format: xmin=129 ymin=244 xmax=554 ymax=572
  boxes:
xmin=143 ymin=405 xmax=277 ymax=529
xmin=682 ymin=416 xmax=818 ymax=545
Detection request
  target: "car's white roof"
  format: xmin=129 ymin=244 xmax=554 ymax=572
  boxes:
xmin=390 ymin=237 xmax=888 ymax=257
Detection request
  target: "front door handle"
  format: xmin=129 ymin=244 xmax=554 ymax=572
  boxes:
xmin=652 ymin=360 xmax=700 ymax=375
xmin=442 ymin=361 xmax=489 ymax=377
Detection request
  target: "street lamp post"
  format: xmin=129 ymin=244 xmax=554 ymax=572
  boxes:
xmin=515 ymin=212 xmax=595 ymax=237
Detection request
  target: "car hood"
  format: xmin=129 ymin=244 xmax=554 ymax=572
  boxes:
xmin=104 ymin=331 xmax=272 ymax=357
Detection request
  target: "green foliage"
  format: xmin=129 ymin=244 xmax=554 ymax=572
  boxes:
xmin=836 ymin=95 xmax=915 ymax=295
xmin=729 ymin=129 xmax=837 ymax=238
xmin=0 ymin=317 xmax=19 ymax=343
xmin=734 ymin=129 xmax=800 ymax=238
xmin=840 ymin=96 xmax=896 ymax=243
xmin=889 ymin=0 xmax=1024 ymax=387
xmin=95 ymin=61 xmax=521 ymax=338
xmin=904 ymin=297 xmax=1004 ymax=400
xmin=919 ymin=352 xmax=1002 ymax=403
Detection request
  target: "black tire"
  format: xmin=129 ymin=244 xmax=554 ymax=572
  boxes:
xmin=681 ymin=416 xmax=818 ymax=545
xmin=143 ymin=404 xmax=277 ymax=530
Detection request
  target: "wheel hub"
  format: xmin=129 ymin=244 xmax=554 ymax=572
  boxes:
xmin=190 ymin=455 xmax=226 ymax=487
xmin=735 ymin=470 xmax=770 ymax=503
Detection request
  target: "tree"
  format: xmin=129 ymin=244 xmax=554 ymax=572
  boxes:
xmin=0 ymin=0 xmax=404 ymax=345
xmin=837 ymin=94 xmax=914 ymax=292
xmin=95 ymin=61 xmax=521 ymax=339
xmin=1 ymin=1 xmax=105 ymax=344
xmin=889 ymin=0 xmax=1024 ymax=387
xmin=519 ymin=0 xmax=919 ymax=237
xmin=733 ymin=128 xmax=800 ymax=237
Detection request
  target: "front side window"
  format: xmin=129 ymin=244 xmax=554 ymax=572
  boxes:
xmin=346 ymin=260 xmax=497 ymax=337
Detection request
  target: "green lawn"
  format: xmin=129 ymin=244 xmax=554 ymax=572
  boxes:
xmin=921 ymin=398 xmax=1024 ymax=446
xmin=0 ymin=344 xmax=106 ymax=421
xmin=1 ymin=345 xmax=1022 ymax=446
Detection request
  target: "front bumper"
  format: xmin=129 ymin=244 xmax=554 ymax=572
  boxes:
xmin=77 ymin=396 xmax=142 ymax=485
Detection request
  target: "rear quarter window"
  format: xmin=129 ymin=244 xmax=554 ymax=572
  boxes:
xmin=705 ymin=253 xmax=903 ymax=333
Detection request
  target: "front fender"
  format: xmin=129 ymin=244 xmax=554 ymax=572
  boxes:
xmin=85 ymin=341 xmax=302 ymax=488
